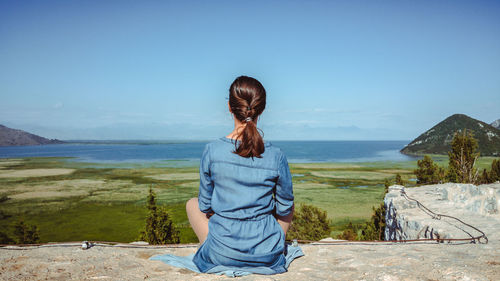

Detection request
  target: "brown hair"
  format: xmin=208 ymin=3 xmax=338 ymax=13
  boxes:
xmin=229 ymin=76 xmax=266 ymax=158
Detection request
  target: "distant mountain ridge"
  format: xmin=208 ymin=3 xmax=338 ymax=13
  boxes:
xmin=0 ymin=124 xmax=64 ymax=146
xmin=401 ymin=114 xmax=500 ymax=156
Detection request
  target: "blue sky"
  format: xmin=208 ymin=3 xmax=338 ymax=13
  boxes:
xmin=1 ymin=0 xmax=499 ymax=140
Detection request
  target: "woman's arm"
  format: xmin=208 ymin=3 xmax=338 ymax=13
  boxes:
xmin=275 ymin=152 xmax=294 ymax=235
xmin=276 ymin=203 xmax=294 ymax=235
xmin=198 ymin=145 xmax=214 ymax=214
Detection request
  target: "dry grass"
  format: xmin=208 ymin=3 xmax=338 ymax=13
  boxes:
xmin=10 ymin=190 xmax=89 ymax=200
xmin=0 ymin=159 xmax=24 ymax=168
xmin=0 ymin=168 xmax=75 ymax=178
xmin=83 ymin=185 xmax=150 ymax=202
xmin=310 ymin=170 xmax=391 ymax=180
xmin=293 ymin=182 xmax=333 ymax=189
xmin=145 ymin=173 xmax=199 ymax=181
xmin=291 ymin=163 xmax=361 ymax=169
xmin=377 ymin=169 xmax=413 ymax=174
xmin=178 ymin=181 xmax=199 ymax=188
xmin=2 ymin=179 xmax=106 ymax=200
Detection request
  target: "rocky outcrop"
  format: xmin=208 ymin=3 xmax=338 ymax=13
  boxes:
xmin=385 ymin=183 xmax=500 ymax=241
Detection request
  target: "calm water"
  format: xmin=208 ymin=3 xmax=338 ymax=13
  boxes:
xmin=0 ymin=140 xmax=416 ymax=164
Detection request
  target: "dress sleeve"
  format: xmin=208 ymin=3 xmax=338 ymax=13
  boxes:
xmin=198 ymin=144 xmax=214 ymax=213
xmin=275 ymin=152 xmax=294 ymax=217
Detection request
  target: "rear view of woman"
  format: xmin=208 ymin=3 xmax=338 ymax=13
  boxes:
xmin=151 ymin=75 xmax=302 ymax=275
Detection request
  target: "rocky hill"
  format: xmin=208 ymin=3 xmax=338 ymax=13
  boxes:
xmin=401 ymin=114 xmax=500 ymax=156
xmin=0 ymin=124 xmax=64 ymax=146
xmin=492 ymin=119 xmax=500 ymax=129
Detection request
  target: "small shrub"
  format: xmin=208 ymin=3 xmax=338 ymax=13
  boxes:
xmin=490 ymin=159 xmax=500 ymax=182
xmin=138 ymin=186 xmax=180 ymax=244
xmin=358 ymin=203 xmax=386 ymax=240
xmin=336 ymin=222 xmax=358 ymax=240
xmin=287 ymin=203 xmax=330 ymax=241
xmin=395 ymin=173 xmax=404 ymax=186
xmin=478 ymin=159 xmax=500 ymax=184
xmin=384 ymin=178 xmax=391 ymax=193
xmin=0 ymin=231 xmax=15 ymax=244
xmin=414 ymin=155 xmax=445 ymax=185
xmin=12 ymin=219 xmax=40 ymax=244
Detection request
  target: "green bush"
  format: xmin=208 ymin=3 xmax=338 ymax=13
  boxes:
xmin=138 ymin=186 xmax=180 ymax=244
xmin=12 ymin=219 xmax=40 ymax=244
xmin=0 ymin=231 xmax=15 ymax=244
xmin=414 ymin=155 xmax=445 ymax=185
xmin=336 ymin=222 xmax=358 ymax=240
xmin=287 ymin=203 xmax=330 ymax=241
xmin=479 ymin=159 xmax=500 ymax=184
xmin=395 ymin=173 xmax=405 ymax=186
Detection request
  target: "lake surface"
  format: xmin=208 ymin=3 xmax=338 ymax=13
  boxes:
xmin=0 ymin=139 xmax=416 ymax=163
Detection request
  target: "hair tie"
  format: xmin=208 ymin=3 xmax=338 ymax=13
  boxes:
xmin=245 ymin=117 xmax=252 ymax=122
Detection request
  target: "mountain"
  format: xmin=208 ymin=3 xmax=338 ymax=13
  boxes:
xmin=0 ymin=124 xmax=65 ymax=146
xmin=491 ymin=119 xmax=500 ymax=129
xmin=401 ymin=114 xmax=500 ymax=156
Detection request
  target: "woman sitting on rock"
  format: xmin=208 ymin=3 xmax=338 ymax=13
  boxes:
xmin=151 ymin=75 xmax=303 ymax=276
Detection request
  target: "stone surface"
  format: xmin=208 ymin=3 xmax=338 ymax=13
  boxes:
xmin=1 ymin=183 xmax=499 ymax=280
xmin=1 ymin=240 xmax=499 ymax=280
xmin=385 ymin=183 xmax=500 ymax=242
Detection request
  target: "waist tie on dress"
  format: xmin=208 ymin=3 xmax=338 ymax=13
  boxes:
xmin=213 ymin=212 xmax=271 ymax=221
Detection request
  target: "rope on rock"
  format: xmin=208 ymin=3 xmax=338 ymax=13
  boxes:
xmin=400 ymin=187 xmax=488 ymax=244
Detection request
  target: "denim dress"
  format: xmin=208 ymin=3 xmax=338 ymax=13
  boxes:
xmin=192 ymin=137 xmax=294 ymax=274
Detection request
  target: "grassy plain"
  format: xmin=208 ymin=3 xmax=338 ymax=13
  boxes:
xmin=0 ymin=155 xmax=497 ymax=243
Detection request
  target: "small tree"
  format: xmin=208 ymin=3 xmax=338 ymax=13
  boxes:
xmin=395 ymin=173 xmax=405 ymax=186
xmin=0 ymin=231 xmax=14 ymax=244
xmin=359 ymin=203 xmax=386 ymax=240
xmin=384 ymin=178 xmax=391 ymax=193
xmin=414 ymin=155 xmax=445 ymax=185
xmin=478 ymin=159 xmax=500 ymax=184
xmin=478 ymin=169 xmax=490 ymax=184
xmin=489 ymin=159 xmax=500 ymax=182
xmin=337 ymin=222 xmax=358 ymax=240
xmin=0 ymin=194 xmax=14 ymax=244
xmin=446 ymin=129 xmax=479 ymax=183
xmin=12 ymin=219 xmax=40 ymax=244
xmin=139 ymin=186 xmax=180 ymax=244
xmin=287 ymin=203 xmax=330 ymax=241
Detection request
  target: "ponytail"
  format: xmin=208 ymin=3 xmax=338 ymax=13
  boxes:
xmin=234 ymin=119 xmax=265 ymax=158
xmin=229 ymin=76 xmax=266 ymax=158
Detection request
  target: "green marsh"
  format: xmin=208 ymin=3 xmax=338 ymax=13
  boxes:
xmin=0 ymin=155 xmax=495 ymax=243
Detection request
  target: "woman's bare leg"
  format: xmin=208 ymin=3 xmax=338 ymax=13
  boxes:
xmin=186 ymin=197 xmax=210 ymax=243
xmin=276 ymin=204 xmax=294 ymax=236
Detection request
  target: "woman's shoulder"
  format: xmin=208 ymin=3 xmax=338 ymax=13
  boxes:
xmin=206 ymin=137 xmax=286 ymax=161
